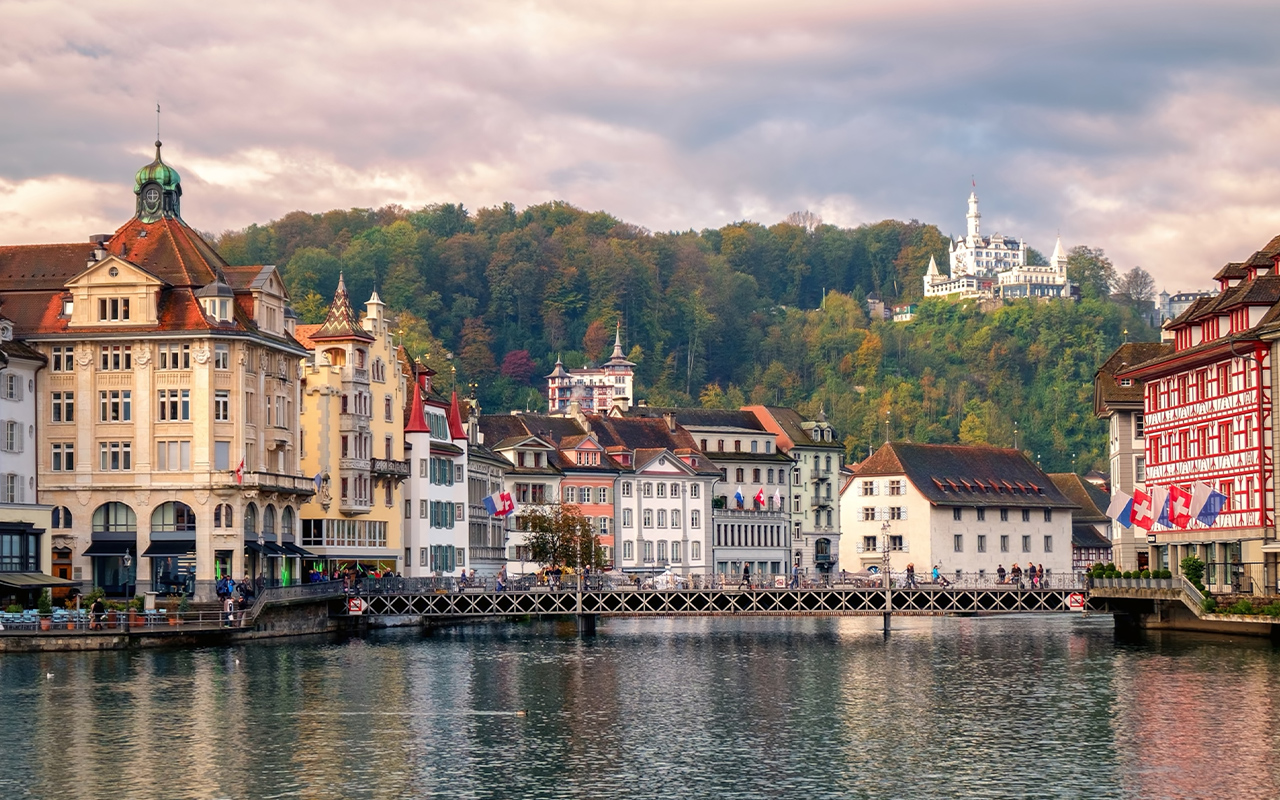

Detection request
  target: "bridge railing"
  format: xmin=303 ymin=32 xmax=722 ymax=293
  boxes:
xmin=352 ymin=570 xmax=1089 ymax=596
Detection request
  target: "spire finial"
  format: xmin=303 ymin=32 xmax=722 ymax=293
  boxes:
xmin=156 ymin=102 xmax=161 ymax=144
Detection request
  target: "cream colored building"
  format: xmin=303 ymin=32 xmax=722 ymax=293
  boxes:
xmin=850 ymin=442 xmax=1076 ymax=580
xmin=0 ymin=142 xmax=313 ymax=601
xmin=294 ymin=281 xmax=409 ymax=575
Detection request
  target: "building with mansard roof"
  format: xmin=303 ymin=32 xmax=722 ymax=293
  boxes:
xmin=0 ymin=141 xmax=313 ymax=602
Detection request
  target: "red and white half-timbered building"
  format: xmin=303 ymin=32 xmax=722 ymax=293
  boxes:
xmin=1120 ymin=234 xmax=1280 ymax=592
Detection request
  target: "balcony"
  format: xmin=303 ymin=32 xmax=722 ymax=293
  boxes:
xmin=714 ymin=508 xmax=790 ymax=521
xmin=811 ymin=467 xmax=831 ymax=482
xmin=811 ymin=495 xmax=833 ymax=509
xmin=339 ymin=413 xmax=370 ymax=433
xmin=339 ymin=458 xmax=371 ymax=472
xmin=814 ymin=553 xmax=833 ymax=563
xmin=339 ymin=496 xmax=372 ymax=515
xmin=855 ymin=541 xmax=908 ymax=554
xmin=371 ymin=458 xmax=410 ymax=477
xmin=217 ymin=471 xmax=316 ymax=496
xmin=340 ymin=366 xmax=370 ymax=384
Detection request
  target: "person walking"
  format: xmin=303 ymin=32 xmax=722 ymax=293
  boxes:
xmin=742 ymin=563 xmax=752 ymax=591
xmin=90 ymin=596 xmax=106 ymax=631
xmin=906 ymin=563 xmax=917 ymax=589
xmin=997 ymin=564 xmax=1007 ymax=584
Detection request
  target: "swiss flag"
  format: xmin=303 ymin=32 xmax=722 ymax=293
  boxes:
xmin=499 ymin=491 xmax=516 ymax=516
xmin=1131 ymin=488 xmax=1155 ymax=530
xmin=1168 ymin=485 xmax=1194 ymax=528
xmin=234 ymin=458 xmax=245 ymax=485
xmin=754 ymin=487 xmax=766 ymax=507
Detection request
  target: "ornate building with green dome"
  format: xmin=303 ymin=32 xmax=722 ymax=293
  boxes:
xmin=0 ymin=143 xmax=316 ymax=602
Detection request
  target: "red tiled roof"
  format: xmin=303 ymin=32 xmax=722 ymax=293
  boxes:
xmin=105 ymin=216 xmax=229 ymax=288
xmin=0 ymin=242 xmax=94 ymax=290
xmin=292 ymin=324 xmax=322 ymax=351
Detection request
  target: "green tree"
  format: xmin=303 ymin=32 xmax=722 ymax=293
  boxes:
xmin=1067 ymin=246 xmax=1117 ymax=299
xmin=522 ymin=504 xmax=604 ymax=570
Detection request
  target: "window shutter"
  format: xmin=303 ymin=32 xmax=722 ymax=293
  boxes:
xmin=901 ymin=507 xmax=907 ymax=521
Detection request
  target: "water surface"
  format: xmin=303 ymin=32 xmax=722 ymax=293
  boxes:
xmin=3 ymin=615 xmax=1278 ymax=799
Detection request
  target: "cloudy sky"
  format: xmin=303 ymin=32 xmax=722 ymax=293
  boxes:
xmin=3 ymin=0 xmax=1279 ymax=290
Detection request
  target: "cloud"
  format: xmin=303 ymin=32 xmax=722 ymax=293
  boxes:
xmin=2 ymin=0 xmax=1279 ymax=290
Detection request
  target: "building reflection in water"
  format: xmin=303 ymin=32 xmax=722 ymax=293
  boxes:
xmin=4 ymin=617 xmax=1280 ymax=799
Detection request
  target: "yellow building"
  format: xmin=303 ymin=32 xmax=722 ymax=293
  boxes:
xmin=294 ymin=280 xmax=409 ymax=576
xmin=0 ymin=142 xmax=314 ymax=602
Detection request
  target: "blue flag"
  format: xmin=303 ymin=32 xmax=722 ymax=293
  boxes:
xmin=1106 ymin=490 xmax=1134 ymax=527
xmin=1197 ymin=487 xmax=1228 ymax=527
xmin=1154 ymin=486 xmax=1171 ymax=528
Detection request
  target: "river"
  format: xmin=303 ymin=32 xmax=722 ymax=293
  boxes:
xmin=2 ymin=614 xmax=1278 ymax=799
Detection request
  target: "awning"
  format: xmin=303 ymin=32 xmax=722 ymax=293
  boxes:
xmin=141 ymin=540 xmax=196 ymax=557
xmin=279 ymin=542 xmax=316 ymax=558
xmin=0 ymin=572 xmax=80 ymax=588
xmin=83 ymin=540 xmax=136 ymax=557
xmin=244 ymin=541 xmax=289 ymax=557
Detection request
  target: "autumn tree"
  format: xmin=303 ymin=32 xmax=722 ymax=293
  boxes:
xmin=522 ymin=504 xmax=604 ymax=570
xmin=500 ymin=350 xmax=538 ymax=384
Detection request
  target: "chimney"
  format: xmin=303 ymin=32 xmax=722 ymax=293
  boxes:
xmin=663 ymin=412 xmax=676 ymax=432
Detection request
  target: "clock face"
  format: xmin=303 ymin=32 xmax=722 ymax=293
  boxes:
xmin=144 ymin=185 xmax=160 ymax=207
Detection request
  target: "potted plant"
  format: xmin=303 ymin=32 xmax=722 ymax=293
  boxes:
xmin=106 ymin=600 xmax=124 ymax=628
xmin=128 ymin=595 xmax=144 ymax=627
xmin=173 ymin=596 xmax=190 ymax=625
xmin=37 ymin=589 xmax=52 ymax=631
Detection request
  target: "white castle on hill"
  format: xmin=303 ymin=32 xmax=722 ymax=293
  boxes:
xmin=923 ymin=191 xmax=1072 ymax=300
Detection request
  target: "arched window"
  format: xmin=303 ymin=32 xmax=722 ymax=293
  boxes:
xmin=323 ymin=348 xmax=345 ymax=367
xmin=355 ymin=349 xmax=366 ymax=368
xmin=815 ymin=538 xmax=831 ymax=557
xmin=244 ymin=503 xmax=258 ymax=537
xmin=151 ymin=502 xmax=196 ymax=533
xmin=93 ymin=502 xmax=136 ymax=533
xmin=281 ymin=506 xmax=295 ymax=540
xmin=263 ymin=504 xmax=277 ymax=539
xmin=52 ymin=506 xmax=73 ymax=529
xmin=214 ymin=503 xmax=233 ymax=528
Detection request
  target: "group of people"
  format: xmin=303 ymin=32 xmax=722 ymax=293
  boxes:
xmin=216 ymin=575 xmax=254 ymax=627
xmin=996 ymin=563 xmax=1046 ymax=588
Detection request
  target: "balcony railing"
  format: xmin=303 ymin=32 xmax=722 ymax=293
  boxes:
xmin=811 ymin=495 xmax=833 ymax=509
xmin=371 ymin=458 xmax=410 ymax=477
xmin=811 ymin=467 xmax=831 ymax=482
xmin=338 ymin=458 xmax=371 ymax=471
xmin=217 ymin=471 xmax=316 ymax=495
xmin=855 ymin=541 xmax=908 ymax=554
xmin=338 ymin=497 xmax=372 ymax=514
xmin=713 ymin=508 xmax=791 ymax=520
xmin=340 ymin=366 xmax=370 ymax=384
xmin=338 ymin=413 xmax=370 ymax=432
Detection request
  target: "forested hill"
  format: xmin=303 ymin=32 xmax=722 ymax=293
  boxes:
xmin=213 ymin=201 xmax=1158 ymax=473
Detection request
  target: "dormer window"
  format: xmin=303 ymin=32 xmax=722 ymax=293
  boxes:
xmin=98 ymin=298 xmax=130 ymax=322
xmin=1119 ymin=378 xmax=1133 ymax=387
xmin=61 ymin=298 xmax=73 ymax=316
xmin=204 ymin=298 xmax=231 ymax=322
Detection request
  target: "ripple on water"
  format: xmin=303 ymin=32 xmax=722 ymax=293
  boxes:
xmin=4 ymin=615 xmax=1280 ymax=799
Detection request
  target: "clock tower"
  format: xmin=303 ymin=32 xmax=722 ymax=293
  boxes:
xmin=133 ymin=140 xmax=182 ymax=223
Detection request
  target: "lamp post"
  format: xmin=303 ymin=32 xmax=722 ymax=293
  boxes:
xmin=880 ymin=520 xmax=892 ymax=636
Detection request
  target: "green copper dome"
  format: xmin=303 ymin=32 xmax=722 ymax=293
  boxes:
xmin=134 ymin=140 xmax=181 ymax=193
xmin=133 ymin=140 xmax=182 ymax=222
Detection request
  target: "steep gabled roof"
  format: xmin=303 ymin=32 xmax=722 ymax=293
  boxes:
xmin=104 ymin=215 xmax=229 ymax=289
xmin=1048 ymin=473 xmax=1109 ymax=523
xmin=310 ymin=274 xmax=374 ymax=342
xmin=1093 ymin=342 xmax=1172 ymax=416
xmin=856 ymin=442 xmax=1076 ymax=509
xmin=0 ymin=242 xmax=95 ymax=290
xmin=404 ymin=380 xmax=430 ymax=435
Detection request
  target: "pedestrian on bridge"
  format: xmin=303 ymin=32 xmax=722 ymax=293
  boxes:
xmin=997 ymin=565 xmax=1007 ymax=584
xmin=742 ymin=563 xmax=751 ymax=591
xmin=906 ymin=563 xmax=917 ymax=589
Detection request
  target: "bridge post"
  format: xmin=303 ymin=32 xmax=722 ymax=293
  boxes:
xmin=577 ymin=613 xmax=597 ymax=637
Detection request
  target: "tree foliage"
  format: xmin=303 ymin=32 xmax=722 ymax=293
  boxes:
xmin=521 ymin=504 xmax=604 ymax=570
xmin=215 ymin=201 xmax=1158 ymax=473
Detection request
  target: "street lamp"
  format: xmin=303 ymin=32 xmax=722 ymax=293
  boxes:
xmin=880 ymin=520 xmax=892 ymax=636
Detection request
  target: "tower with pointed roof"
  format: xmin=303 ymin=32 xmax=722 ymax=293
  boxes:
xmin=295 ymin=279 xmax=409 ymax=577
xmin=546 ymin=324 xmax=635 ymax=414
xmin=0 ymin=141 xmax=312 ymax=603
